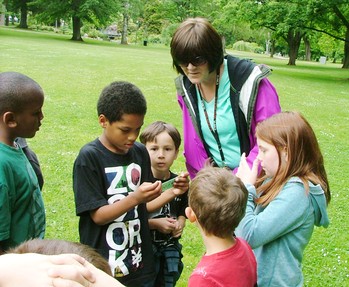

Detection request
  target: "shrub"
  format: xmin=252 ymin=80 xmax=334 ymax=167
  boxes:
xmin=233 ymin=40 xmax=264 ymax=53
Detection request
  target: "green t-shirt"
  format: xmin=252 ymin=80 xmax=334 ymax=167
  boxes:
xmin=0 ymin=142 xmax=45 ymax=250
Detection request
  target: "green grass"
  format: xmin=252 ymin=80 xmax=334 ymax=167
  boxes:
xmin=1 ymin=26 xmax=349 ymax=286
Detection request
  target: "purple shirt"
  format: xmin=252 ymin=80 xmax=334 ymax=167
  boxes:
xmin=177 ymin=77 xmax=281 ymax=179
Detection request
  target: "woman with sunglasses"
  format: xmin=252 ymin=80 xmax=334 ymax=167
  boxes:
xmin=170 ymin=17 xmax=281 ymax=178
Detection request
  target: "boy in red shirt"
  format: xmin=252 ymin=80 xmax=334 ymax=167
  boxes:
xmin=186 ymin=166 xmax=257 ymax=287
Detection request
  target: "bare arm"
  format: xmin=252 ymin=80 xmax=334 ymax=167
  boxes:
xmin=0 ymin=253 xmax=95 ymax=287
xmin=146 ymin=172 xmax=189 ymax=213
xmin=91 ymin=181 xmax=162 ymax=225
xmin=51 ymin=256 xmax=126 ymax=287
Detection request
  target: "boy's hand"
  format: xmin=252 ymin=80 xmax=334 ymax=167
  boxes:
xmin=172 ymin=216 xmax=186 ymax=238
xmin=149 ymin=217 xmax=176 ymax=234
xmin=172 ymin=172 xmax=190 ymax=195
xmin=133 ymin=181 xmax=162 ymax=203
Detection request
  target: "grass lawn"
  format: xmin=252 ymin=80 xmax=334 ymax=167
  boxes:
xmin=1 ymin=26 xmax=349 ymax=286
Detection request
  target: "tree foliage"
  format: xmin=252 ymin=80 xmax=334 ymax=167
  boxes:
xmin=305 ymin=0 xmax=349 ymax=68
xmin=218 ymin=0 xmax=349 ymax=68
xmin=223 ymin=0 xmax=309 ymax=65
xmin=30 ymin=0 xmax=120 ymax=41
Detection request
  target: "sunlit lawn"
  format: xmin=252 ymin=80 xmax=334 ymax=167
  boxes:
xmin=1 ymin=26 xmax=348 ymax=286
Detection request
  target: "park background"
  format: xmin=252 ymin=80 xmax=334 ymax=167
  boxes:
xmin=1 ymin=1 xmax=349 ymax=68
xmin=1 ymin=19 xmax=349 ymax=286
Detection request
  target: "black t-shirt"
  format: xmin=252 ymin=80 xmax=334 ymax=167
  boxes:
xmin=149 ymin=172 xmax=188 ymax=245
xmin=149 ymin=171 xmax=188 ymax=220
xmin=73 ymin=138 xmax=155 ymax=286
xmin=15 ymin=137 xmax=44 ymax=190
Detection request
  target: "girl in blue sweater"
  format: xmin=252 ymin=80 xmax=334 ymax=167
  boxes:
xmin=236 ymin=111 xmax=331 ymax=287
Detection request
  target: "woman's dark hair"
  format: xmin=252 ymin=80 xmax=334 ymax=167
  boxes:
xmin=170 ymin=17 xmax=224 ymax=75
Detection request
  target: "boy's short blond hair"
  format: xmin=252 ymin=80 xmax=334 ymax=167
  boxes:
xmin=189 ymin=166 xmax=248 ymax=238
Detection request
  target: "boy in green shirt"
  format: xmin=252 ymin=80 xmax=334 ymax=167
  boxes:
xmin=0 ymin=71 xmax=46 ymax=253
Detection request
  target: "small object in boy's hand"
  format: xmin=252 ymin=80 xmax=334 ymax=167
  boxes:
xmin=161 ymin=178 xmax=176 ymax=192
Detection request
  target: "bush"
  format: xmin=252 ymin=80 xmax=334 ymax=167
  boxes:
xmin=86 ymin=28 xmax=105 ymax=39
xmin=233 ymin=40 xmax=264 ymax=53
xmin=161 ymin=23 xmax=179 ymax=46
xmin=148 ymin=34 xmax=162 ymax=44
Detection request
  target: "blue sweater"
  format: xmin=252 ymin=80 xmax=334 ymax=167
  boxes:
xmin=236 ymin=177 xmax=329 ymax=287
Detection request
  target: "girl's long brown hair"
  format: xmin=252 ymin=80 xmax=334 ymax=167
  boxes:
xmin=255 ymin=111 xmax=331 ymax=206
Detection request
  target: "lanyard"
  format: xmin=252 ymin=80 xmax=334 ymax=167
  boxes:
xmin=197 ymin=72 xmax=226 ymax=165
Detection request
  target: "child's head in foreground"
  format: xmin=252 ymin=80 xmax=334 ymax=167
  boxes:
xmin=139 ymin=121 xmax=181 ymax=176
xmin=186 ymin=166 xmax=248 ymax=238
xmin=0 ymin=72 xmax=44 ymax=143
xmin=8 ymin=238 xmax=112 ymax=275
xmin=97 ymin=81 xmax=147 ymax=154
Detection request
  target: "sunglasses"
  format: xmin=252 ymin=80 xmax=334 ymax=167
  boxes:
xmin=177 ymin=56 xmax=207 ymax=68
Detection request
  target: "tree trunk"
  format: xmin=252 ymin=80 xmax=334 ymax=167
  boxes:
xmin=121 ymin=12 xmax=128 ymax=44
xmin=71 ymin=16 xmax=83 ymax=41
xmin=270 ymin=39 xmax=275 ymax=58
xmin=342 ymin=28 xmax=349 ymax=69
xmin=19 ymin=1 xmax=28 ymax=28
xmin=4 ymin=0 xmax=9 ymax=26
xmin=287 ymin=30 xmax=302 ymax=65
xmin=303 ymin=36 xmax=311 ymax=61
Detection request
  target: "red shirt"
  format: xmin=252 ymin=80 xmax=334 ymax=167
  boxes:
xmin=188 ymin=237 xmax=257 ymax=287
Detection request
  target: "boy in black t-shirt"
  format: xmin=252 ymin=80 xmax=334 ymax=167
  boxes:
xmin=73 ymin=81 xmax=189 ymax=287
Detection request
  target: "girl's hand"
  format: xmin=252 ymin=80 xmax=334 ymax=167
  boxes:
xmin=236 ymin=153 xmax=259 ymax=185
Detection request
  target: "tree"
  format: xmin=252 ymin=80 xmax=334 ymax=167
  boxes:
xmin=3 ymin=0 xmax=10 ymax=26
xmin=140 ymin=0 xmax=215 ymax=45
xmin=120 ymin=1 xmax=130 ymax=44
xmin=316 ymin=34 xmax=343 ymax=63
xmin=305 ymin=1 xmax=349 ymax=68
xmin=31 ymin=0 xmax=120 ymax=41
xmin=119 ymin=0 xmax=144 ymax=44
xmin=226 ymin=0 xmax=309 ymax=65
xmin=143 ymin=0 xmax=164 ymax=35
xmin=5 ymin=0 xmax=29 ymax=28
